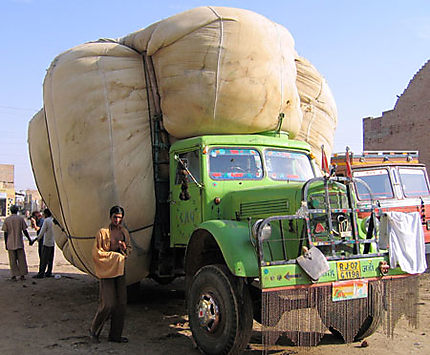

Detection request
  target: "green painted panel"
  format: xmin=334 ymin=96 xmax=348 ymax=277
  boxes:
xmin=260 ymin=256 xmax=408 ymax=289
xmin=197 ymin=220 xmax=259 ymax=277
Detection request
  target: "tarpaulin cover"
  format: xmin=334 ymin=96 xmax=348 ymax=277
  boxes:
xmin=120 ymin=6 xmax=302 ymax=137
xmin=29 ymin=43 xmax=154 ymax=283
xmin=28 ymin=6 xmax=337 ymax=282
xmin=295 ymin=56 xmax=337 ymax=167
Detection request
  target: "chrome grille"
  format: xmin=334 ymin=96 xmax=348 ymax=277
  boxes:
xmin=239 ymin=199 xmax=289 ymax=218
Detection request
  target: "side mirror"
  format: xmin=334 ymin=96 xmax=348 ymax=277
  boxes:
xmin=330 ymin=163 xmax=337 ymax=177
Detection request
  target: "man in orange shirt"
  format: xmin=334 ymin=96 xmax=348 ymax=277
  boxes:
xmin=89 ymin=205 xmax=131 ymax=343
xmin=2 ymin=205 xmax=33 ymax=281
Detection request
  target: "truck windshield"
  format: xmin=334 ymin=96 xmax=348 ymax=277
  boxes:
xmin=398 ymin=168 xmax=430 ymax=197
xmin=209 ymin=148 xmax=263 ymax=180
xmin=353 ymin=169 xmax=394 ymax=200
xmin=264 ymin=149 xmax=314 ymax=181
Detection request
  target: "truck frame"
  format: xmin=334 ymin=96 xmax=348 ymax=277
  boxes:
xmin=141 ymin=56 xmax=418 ymax=354
xmin=147 ymin=134 xmax=419 ymax=354
xmin=332 ymin=150 xmax=430 ymax=263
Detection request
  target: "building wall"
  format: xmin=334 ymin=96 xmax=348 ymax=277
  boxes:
xmin=363 ymin=60 xmax=430 ymax=170
xmin=24 ymin=189 xmax=43 ymax=213
xmin=0 ymin=164 xmax=15 ymax=216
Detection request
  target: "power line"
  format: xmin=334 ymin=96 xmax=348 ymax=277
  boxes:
xmin=0 ymin=105 xmax=38 ymax=112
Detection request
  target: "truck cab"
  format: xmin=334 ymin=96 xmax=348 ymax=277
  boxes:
xmin=169 ymin=133 xmax=316 ymax=254
xmin=150 ymin=135 xmax=419 ymax=354
xmin=331 ymin=151 xmax=430 ymax=261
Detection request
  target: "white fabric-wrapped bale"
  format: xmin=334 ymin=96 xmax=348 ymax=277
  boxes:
xmin=295 ymin=56 xmax=337 ymax=168
xmin=28 ymin=108 xmax=65 ymax=228
xmin=120 ymin=6 xmax=302 ymax=138
xmin=38 ymin=41 xmax=155 ymax=283
xmin=28 ymin=109 xmax=69 ymax=256
xmin=29 ymin=7 xmax=338 ymax=284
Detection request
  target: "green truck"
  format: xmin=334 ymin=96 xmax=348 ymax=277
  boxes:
xmin=147 ymin=131 xmax=418 ymax=354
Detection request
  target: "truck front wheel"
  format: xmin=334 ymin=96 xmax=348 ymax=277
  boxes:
xmin=188 ymin=264 xmax=253 ymax=355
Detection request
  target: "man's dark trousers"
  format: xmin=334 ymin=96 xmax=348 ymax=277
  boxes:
xmin=38 ymin=245 xmax=54 ymax=276
xmin=90 ymin=274 xmax=127 ymax=340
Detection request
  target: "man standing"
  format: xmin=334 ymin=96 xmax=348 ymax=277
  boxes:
xmin=89 ymin=205 xmax=131 ymax=343
xmin=33 ymin=208 xmax=55 ymax=278
xmin=2 ymin=205 xmax=32 ymax=281
xmin=30 ymin=210 xmax=44 ymax=261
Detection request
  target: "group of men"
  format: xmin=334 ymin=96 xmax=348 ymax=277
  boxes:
xmin=2 ymin=205 xmax=54 ymax=280
xmin=2 ymin=204 xmax=131 ymax=344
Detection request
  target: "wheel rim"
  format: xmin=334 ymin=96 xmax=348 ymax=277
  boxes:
xmin=197 ymin=293 xmax=220 ymax=333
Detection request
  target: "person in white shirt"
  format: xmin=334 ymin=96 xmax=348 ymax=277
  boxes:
xmin=32 ymin=208 xmax=55 ymax=278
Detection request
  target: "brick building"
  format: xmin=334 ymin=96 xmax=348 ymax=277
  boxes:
xmin=0 ymin=164 xmax=15 ymax=216
xmin=363 ymin=60 xmax=430 ymax=170
xmin=0 ymin=164 xmax=43 ymax=217
xmin=23 ymin=189 xmax=43 ymax=213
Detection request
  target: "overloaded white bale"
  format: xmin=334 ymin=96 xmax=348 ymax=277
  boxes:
xmin=36 ymin=42 xmax=155 ymax=283
xmin=295 ymin=56 xmax=338 ymax=167
xmin=28 ymin=109 xmax=65 ymax=227
xmin=120 ymin=6 xmax=303 ymax=138
xmin=28 ymin=109 xmax=73 ymax=262
xmin=28 ymin=7 xmax=337 ymax=282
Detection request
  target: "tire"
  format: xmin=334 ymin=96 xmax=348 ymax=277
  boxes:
xmin=317 ymin=298 xmax=363 ymax=342
xmin=354 ymin=282 xmax=383 ymax=341
xmin=317 ymin=282 xmax=383 ymax=342
xmin=354 ymin=312 xmax=381 ymax=341
xmin=321 ymin=304 xmax=381 ymax=342
xmin=127 ymin=281 xmax=141 ymax=303
xmin=150 ymin=275 xmax=176 ymax=285
xmin=250 ymin=286 xmax=304 ymax=327
xmin=187 ymin=264 xmax=253 ymax=355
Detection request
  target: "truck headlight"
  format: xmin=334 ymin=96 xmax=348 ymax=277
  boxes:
xmin=252 ymin=220 xmax=272 ymax=241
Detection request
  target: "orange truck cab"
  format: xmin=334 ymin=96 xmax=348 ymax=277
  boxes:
xmin=331 ymin=151 xmax=430 ymax=265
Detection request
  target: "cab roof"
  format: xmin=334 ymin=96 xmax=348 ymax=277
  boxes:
xmin=170 ymin=133 xmax=311 ymax=153
xmin=332 ymin=150 xmax=424 ymax=172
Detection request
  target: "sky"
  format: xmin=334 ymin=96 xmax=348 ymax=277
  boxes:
xmin=1 ymin=0 xmax=429 ymax=190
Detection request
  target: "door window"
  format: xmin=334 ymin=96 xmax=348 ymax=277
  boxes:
xmin=354 ymin=169 xmax=394 ymax=200
xmin=209 ymin=148 xmax=263 ymax=180
xmin=264 ymin=149 xmax=314 ymax=181
xmin=398 ymin=168 xmax=430 ymax=197
xmin=175 ymin=150 xmax=200 ymax=185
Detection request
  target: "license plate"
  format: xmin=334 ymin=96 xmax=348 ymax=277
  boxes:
xmin=336 ymin=260 xmax=361 ymax=280
xmin=332 ymin=280 xmax=368 ymax=301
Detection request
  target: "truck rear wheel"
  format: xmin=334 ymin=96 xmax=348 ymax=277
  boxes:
xmin=320 ymin=302 xmax=381 ymax=342
xmin=354 ymin=282 xmax=383 ymax=341
xmin=354 ymin=312 xmax=381 ymax=341
xmin=317 ymin=282 xmax=383 ymax=342
xmin=188 ymin=264 xmax=253 ymax=355
xmin=150 ymin=275 xmax=176 ymax=285
xmin=126 ymin=282 xmax=141 ymax=303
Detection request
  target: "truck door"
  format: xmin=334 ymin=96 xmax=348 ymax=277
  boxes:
xmin=170 ymin=149 xmax=202 ymax=246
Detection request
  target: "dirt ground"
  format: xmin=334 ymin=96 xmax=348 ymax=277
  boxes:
xmin=0 ymin=238 xmax=429 ymax=355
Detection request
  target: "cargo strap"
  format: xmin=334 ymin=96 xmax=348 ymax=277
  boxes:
xmin=142 ymin=53 xmax=174 ymax=276
xmin=40 ymin=108 xmax=95 ymax=277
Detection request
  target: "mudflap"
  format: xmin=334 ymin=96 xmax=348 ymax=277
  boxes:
xmin=261 ymin=275 xmax=420 ymax=350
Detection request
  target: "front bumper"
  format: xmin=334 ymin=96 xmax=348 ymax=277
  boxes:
xmin=260 ymin=256 xmax=407 ymax=289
